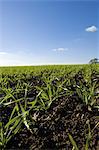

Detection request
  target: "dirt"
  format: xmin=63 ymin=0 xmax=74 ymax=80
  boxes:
xmin=6 ymin=95 xmax=99 ymax=150
xmin=1 ymin=70 xmax=99 ymax=150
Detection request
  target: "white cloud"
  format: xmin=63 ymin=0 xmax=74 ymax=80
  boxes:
xmin=85 ymin=25 xmax=98 ymax=32
xmin=0 ymin=52 xmax=7 ymax=55
xmin=52 ymin=47 xmax=68 ymax=52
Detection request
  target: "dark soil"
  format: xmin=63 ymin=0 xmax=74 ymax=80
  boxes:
xmin=1 ymin=70 xmax=99 ymax=150
xmin=6 ymin=96 xmax=99 ymax=150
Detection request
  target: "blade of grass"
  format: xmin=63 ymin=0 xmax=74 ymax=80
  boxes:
xmin=68 ymin=133 xmax=79 ymax=150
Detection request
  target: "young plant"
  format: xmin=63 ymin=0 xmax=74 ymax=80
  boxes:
xmin=75 ymin=73 xmax=98 ymax=110
xmin=68 ymin=120 xmax=98 ymax=150
xmin=0 ymin=106 xmax=23 ymax=149
xmin=35 ymin=77 xmax=68 ymax=110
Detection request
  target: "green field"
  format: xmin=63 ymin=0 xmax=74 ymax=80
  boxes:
xmin=0 ymin=64 xmax=99 ymax=149
xmin=0 ymin=64 xmax=84 ymax=75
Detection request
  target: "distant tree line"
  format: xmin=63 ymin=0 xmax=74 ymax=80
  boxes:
xmin=89 ymin=58 xmax=99 ymax=64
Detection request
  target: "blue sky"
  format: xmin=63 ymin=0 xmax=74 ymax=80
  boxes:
xmin=0 ymin=0 xmax=98 ymax=66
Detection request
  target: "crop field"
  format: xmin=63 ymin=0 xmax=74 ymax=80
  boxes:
xmin=0 ymin=64 xmax=99 ymax=150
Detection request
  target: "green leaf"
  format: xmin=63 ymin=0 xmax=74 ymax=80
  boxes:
xmin=13 ymin=120 xmax=22 ymax=135
xmin=3 ymin=98 xmax=23 ymax=105
xmin=85 ymin=122 xmax=91 ymax=150
xmin=41 ymin=92 xmax=48 ymax=100
xmin=48 ymin=84 xmax=52 ymax=100
xmin=10 ymin=118 xmax=21 ymax=132
xmin=68 ymin=134 xmax=79 ymax=150
xmin=5 ymin=115 xmax=21 ymax=128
